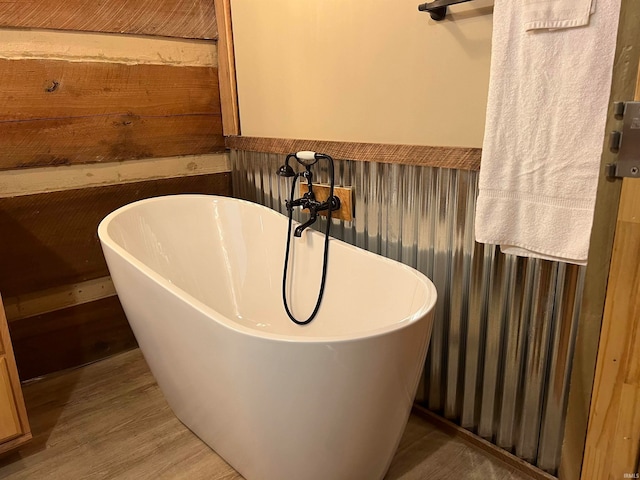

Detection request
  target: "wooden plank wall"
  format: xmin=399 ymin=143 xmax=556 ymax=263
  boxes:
xmin=0 ymin=60 xmax=223 ymax=168
xmin=0 ymin=1 xmax=217 ymax=39
xmin=0 ymin=6 xmax=230 ymax=380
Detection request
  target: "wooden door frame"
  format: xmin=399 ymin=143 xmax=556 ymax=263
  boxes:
xmin=579 ymin=68 xmax=640 ymax=479
xmin=560 ymin=2 xmax=640 ymax=478
xmin=214 ymin=0 xmax=240 ymax=136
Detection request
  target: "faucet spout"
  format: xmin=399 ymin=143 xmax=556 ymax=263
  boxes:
xmin=294 ymin=210 xmax=318 ymax=237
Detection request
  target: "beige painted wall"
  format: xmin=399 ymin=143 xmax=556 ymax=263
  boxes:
xmin=230 ymin=0 xmax=493 ymax=147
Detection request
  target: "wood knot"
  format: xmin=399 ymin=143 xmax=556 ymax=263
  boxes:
xmin=45 ymin=81 xmax=60 ymax=93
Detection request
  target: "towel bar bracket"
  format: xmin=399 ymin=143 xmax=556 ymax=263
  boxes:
xmin=606 ymin=101 xmax=640 ymax=180
xmin=418 ymin=0 xmax=473 ymax=21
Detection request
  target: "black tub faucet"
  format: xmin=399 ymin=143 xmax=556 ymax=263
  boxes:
xmin=277 ymin=151 xmax=341 ymax=325
xmin=276 ymin=152 xmax=340 ymax=237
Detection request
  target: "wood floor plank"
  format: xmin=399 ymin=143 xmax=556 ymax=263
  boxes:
xmin=0 ymin=350 xmax=238 ymax=480
xmin=0 ymin=350 xmax=538 ymax=480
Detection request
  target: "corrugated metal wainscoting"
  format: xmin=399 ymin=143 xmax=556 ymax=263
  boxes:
xmin=230 ymin=150 xmax=586 ymax=475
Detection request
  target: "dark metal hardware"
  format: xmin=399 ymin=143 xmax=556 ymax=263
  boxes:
xmin=286 ymin=186 xmax=341 ymax=237
xmin=609 ymin=130 xmax=622 ymax=152
xmin=279 ymin=156 xmax=341 ymax=237
xmin=613 ymin=101 xmax=626 ymax=118
xmin=606 ymin=101 xmax=640 ymax=180
xmin=276 ymin=151 xmax=340 ymax=326
xmin=418 ymin=0 xmax=473 ymax=21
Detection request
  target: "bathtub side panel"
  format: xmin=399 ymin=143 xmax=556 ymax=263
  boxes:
xmin=104 ymin=246 xmax=263 ymax=473
xmin=104 ymin=244 xmax=433 ymax=480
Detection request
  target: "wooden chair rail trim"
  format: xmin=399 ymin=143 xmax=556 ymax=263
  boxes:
xmin=225 ymin=136 xmax=482 ymax=170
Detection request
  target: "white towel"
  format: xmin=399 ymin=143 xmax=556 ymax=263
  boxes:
xmin=475 ymin=0 xmax=620 ymax=265
xmin=523 ymin=0 xmax=597 ymax=31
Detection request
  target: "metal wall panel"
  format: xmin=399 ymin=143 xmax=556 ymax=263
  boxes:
xmin=230 ymin=150 xmax=586 ymax=475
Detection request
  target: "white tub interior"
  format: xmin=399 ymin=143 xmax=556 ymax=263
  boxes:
xmin=101 ymin=195 xmax=436 ymax=340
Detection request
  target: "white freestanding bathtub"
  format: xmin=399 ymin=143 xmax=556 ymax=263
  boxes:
xmin=98 ymin=194 xmax=436 ymax=480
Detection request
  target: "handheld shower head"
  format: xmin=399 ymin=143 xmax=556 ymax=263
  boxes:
xmin=276 ymin=154 xmax=297 ymax=177
xmin=276 ymin=164 xmax=296 ymax=177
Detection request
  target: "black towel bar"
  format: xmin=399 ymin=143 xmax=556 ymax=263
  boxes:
xmin=418 ymin=0 xmax=474 ymax=21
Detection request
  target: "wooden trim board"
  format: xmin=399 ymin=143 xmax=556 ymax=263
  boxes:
xmin=0 ymin=1 xmax=218 ymax=40
xmin=3 ymin=278 xmax=115 ymax=322
xmin=0 ymin=30 xmax=217 ymax=67
xmin=413 ymin=406 xmax=557 ymax=480
xmin=215 ymin=0 xmax=241 ymax=136
xmin=226 ymin=136 xmax=482 ymax=170
xmin=0 ymin=153 xmax=230 ymax=198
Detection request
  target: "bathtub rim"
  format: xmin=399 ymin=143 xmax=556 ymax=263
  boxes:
xmin=98 ymin=194 xmax=437 ymax=344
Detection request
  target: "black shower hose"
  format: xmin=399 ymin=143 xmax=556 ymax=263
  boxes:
xmin=281 ymin=157 xmax=335 ymax=325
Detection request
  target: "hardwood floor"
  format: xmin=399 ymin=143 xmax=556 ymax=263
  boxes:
xmin=0 ymin=349 xmax=535 ymax=480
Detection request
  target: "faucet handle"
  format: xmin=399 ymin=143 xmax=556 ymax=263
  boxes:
xmin=302 ymin=189 xmax=315 ymax=202
xmin=295 ymin=151 xmax=318 ymax=166
xmin=329 ymin=195 xmax=341 ymax=212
